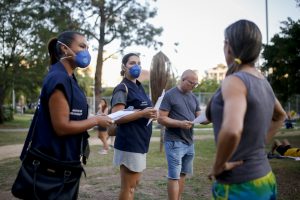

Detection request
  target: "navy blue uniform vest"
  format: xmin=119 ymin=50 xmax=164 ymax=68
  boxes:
xmin=113 ymin=78 xmax=152 ymax=153
xmin=21 ymin=62 xmax=89 ymax=161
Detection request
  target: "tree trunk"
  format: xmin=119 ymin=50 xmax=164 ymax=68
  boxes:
xmin=94 ymin=1 xmax=106 ymax=113
xmin=0 ymin=87 xmax=5 ymax=124
xmin=95 ymin=46 xmax=104 ymax=113
xmin=159 ymin=126 xmax=165 ymax=153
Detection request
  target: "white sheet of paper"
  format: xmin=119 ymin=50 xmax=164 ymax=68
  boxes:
xmin=192 ymin=110 xmax=207 ymax=124
xmin=108 ymin=110 xmax=135 ymax=121
xmin=283 ymin=156 xmax=300 ymax=161
xmin=147 ymin=89 xmax=165 ymax=126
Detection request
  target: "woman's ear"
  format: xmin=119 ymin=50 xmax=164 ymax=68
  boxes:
xmin=224 ymin=43 xmax=234 ymax=65
xmin=224 ymin=42 xmax=230 ymax=55
xmin=121 ymin=64 xmax=126 ymax=71
xmin=60 ymin=45 xmax=68 ymax=56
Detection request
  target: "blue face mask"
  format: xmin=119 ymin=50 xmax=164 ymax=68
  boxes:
xmin=128 ymin=64 xmax=141 ymax=78
xmin=74 ymin=50 xmax=91 ymax=68
xmin=58 ymin=41 xmax=91 ymax=68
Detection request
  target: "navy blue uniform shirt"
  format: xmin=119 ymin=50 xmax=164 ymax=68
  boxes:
xmin=111 ymin=78 xmax=152 ymax=154
xmin=21 ymin=62 xmax=89 ymax=161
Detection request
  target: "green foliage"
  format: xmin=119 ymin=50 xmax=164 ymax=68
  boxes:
xmin=2 ymin=106 xmax=13 ymax=121
xmin=24 ymin=108 xmax=36 ymax=114
xmin=0 ymin=0 xmax=163 ymax=120
xmin=75 ymin=70 xmax=94 ymax=97
xmin=0 ymin=0 xmax=80 ymax=123
xmin=0 ymin=114 xmax=32 ymax=130
xmin=262 ymin=18 xmax=300 ymax=104
xmin=101 ymin=87 xmax=114 ymax=97
xmin=141 ymin=79 xmax=150 ymax=96
xmin=76 ymin=0 xmax=163 ymax=50
xmin=194 ymin=78 xmax=220 ymax=93
xmin=74 ymin=0 xmax=163 ymax=111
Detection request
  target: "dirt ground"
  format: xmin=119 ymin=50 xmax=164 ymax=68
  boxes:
xmin=0 ymin=158 xmax=206 ymax=200
xmin=78 ymin=166 xmax=170 ymax=200
xmin=0 ymin=168 xmax=172 ymax=200
xmin=1 ymin=132 xmax=299 ymax=199
xmin=0 ymin=134 xmax=213 ymax=200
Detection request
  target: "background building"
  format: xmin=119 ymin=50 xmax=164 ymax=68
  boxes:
xmin=205 ymin=64 xmax=227 ymax=83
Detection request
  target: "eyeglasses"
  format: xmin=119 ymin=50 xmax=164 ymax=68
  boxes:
xmin=184 ymin=79 xmax=199 ymax=88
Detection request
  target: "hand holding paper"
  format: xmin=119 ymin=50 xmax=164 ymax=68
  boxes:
xmin=193 ymin=110 xmax=207 ymax=124
xmin=108 ymin=110 xmax=135 ymax=121
xmin=147 ymin=89 xmax=165 ymax=126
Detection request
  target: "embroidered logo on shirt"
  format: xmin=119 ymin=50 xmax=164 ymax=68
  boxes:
xmin=70 ymin=109 xmax=83 ymax=116
xmin=140 ymin=101 xmax=149 ymax=107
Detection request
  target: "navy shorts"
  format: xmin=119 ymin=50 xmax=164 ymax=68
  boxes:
xmin=97 ymin=126 xmax=107 ymax=131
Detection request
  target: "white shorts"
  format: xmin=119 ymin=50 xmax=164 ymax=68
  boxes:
xmin=113 ymin=148 xmax=146 ymax=172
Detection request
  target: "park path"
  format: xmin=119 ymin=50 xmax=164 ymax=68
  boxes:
xmin=1 ymin=128 xmax=299 ymax=161
xmin=0 ymin=128 xmax=214 ymax=161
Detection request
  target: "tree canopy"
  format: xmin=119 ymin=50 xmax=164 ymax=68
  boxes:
xmin=0 ymin=0 xmax=79 ymax=123
xmin=0 ymin=0 xmax=163 ymax=122
xmin=262 ymin=18 xmax=300 ymax=105
xmin=75 ymin=0 xmax=163 ymax=111
xmin=194 ymin=79 xmax=220 ymax=93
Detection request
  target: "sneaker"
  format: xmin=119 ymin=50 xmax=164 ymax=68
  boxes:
xmin=98 ymin=149 xmax=108 ymax=155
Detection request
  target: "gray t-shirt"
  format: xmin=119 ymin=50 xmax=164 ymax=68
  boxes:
xmin=159 ymin=87 xmax=200 ymax=145
xmin=210 ymin=71 xmax=276 ymax=184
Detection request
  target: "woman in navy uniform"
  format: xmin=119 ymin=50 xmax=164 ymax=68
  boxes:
xmin=20 ymin=31 xmax=113 ymax=199
xmin=110 ymin=53 xmax=157 ymax=200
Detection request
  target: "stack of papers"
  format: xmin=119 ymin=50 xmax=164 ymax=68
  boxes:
xmin=108 ymin=110 xmax=135 ymax=121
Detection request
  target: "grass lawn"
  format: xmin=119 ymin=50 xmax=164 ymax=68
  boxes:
xmin=0 ymin=114 xmax=32 ymax=128
xmin=0 ymin=131 xmax=27 ymax=146
xmin=0 ymin=115 xmax=299 ymax=199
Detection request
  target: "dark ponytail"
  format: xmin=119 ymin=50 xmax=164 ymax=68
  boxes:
xmin=205 ymin=97 xmax=213 ymax=122
xmin=48 ymin=38 xmax=59 ymax=65
xmin=48 ymin=31 xmax=84 ymax=65
xmin=224 ymin=19 xmax=262 ymax=76
xmin=225 ymin=60 xmax=242 ymax=76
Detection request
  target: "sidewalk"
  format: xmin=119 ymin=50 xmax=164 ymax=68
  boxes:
xmin=0 ymin=128 xmax=29 ymax=132
xmin=0 ymin=134 xmax=214 ymax=161
xmin=2 ymin=126 xmax=300 ymax=161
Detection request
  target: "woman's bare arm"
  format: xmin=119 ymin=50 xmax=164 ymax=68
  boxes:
xmin=49 ymin=89 xmax=113 ymax=136
xmin=111 ymin=104 xmax=157 ymax=124
xmin=265 ymin=98 xmax=286 ymax=143
xmin=209 ymin=76 xmax=246 ymax=178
